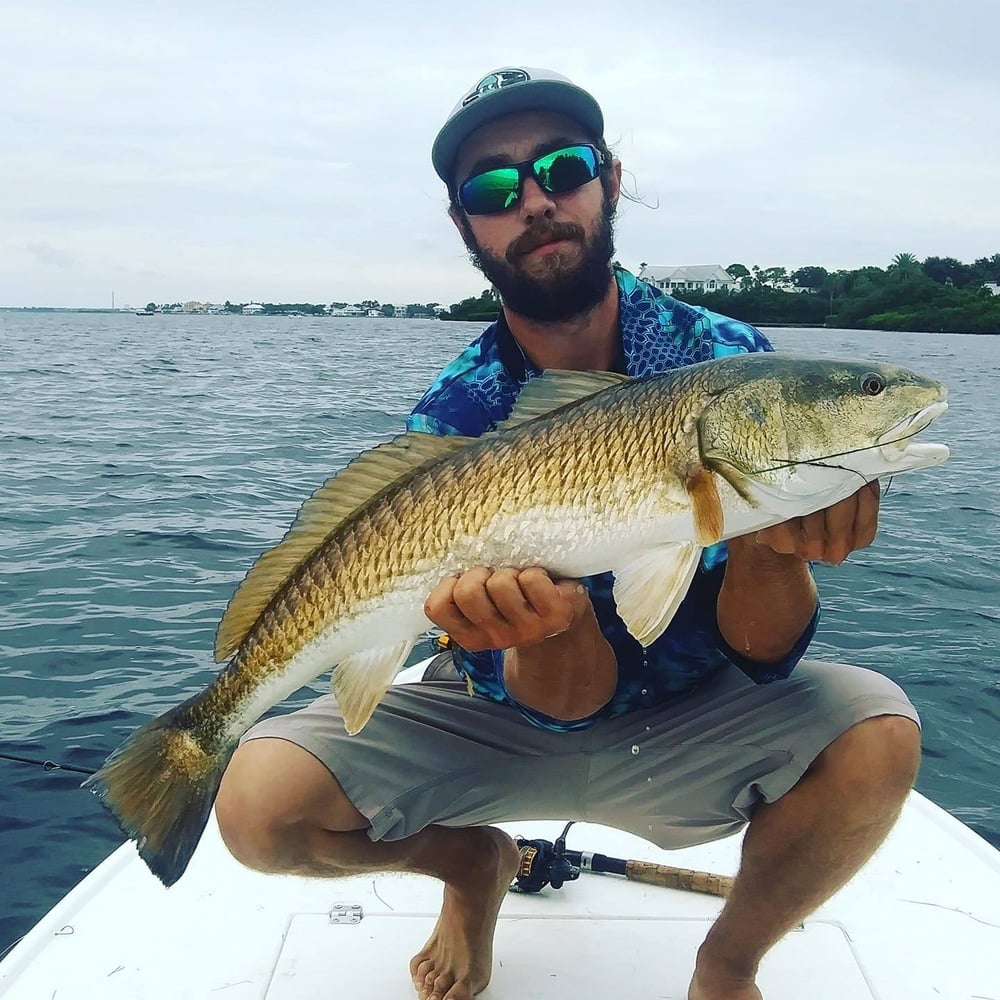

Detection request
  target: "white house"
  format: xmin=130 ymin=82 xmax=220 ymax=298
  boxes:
xmin=983 ymin=282 xmax=1000 ymax=296
xmin=637 ymin=264 xmax=737 ymax=294
xmin=241 ymin=302 xmax=264 ymax=315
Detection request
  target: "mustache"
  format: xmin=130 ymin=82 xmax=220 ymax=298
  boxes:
xmin=506 ymin=221 xmax=586 ymax=262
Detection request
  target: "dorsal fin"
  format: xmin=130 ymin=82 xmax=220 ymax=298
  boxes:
xmin=213 ymin=431 xmax=474 ymax=661
xmin=493 ymin=369 xmax=632 ymax=432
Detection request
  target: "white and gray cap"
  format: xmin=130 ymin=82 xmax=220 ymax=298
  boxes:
xmin=431 ymin=67 xmax=605 ymax=184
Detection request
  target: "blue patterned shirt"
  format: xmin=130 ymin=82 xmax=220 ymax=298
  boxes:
xmin=407 ymin=268 xmax=818 ymax=730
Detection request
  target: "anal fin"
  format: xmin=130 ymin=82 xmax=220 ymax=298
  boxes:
xmin=612 ymin=543 xmax=702 ymax=648
xmin=332 ymin=639 xmax=416 ymax=735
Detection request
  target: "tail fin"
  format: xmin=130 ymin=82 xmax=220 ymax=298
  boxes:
xmin=84 ymin=700 xmax=234 ymax=887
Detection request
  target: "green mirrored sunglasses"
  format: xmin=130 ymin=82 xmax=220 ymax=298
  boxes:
xmin=457 ymin=144 xmax=606 ymax=216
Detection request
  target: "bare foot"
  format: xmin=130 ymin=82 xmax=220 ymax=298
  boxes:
xmin=409 ymin=827 xmax=520 ymax=1000
xmin=689 ymin=962 xmax=763 ymax=1000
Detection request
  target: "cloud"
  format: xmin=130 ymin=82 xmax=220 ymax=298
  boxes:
xmin=24 ymin=241 xmax=77 ymax=270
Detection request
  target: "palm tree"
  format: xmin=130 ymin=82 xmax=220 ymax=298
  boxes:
xmin=888 ymin=252 xmax=921 ymax=280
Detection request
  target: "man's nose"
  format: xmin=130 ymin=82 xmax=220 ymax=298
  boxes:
xmin=519 ymin=176 xmax=556 ymax=220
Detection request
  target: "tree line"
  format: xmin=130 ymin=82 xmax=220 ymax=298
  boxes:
xmin=140 ymin=300 xmax=442 ymax=317
xmin=687 ymin=254 xmax=1000 ymax=333
xmin=440 ymin=254 xmax=1000 ymax=334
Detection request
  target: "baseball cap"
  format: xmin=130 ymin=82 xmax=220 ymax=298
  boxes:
xmin=431 ymin=67 xmax=605 ymax=184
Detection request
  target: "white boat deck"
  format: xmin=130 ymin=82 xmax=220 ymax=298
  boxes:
xmin=1 ymin=790 xmax=998 ymax=999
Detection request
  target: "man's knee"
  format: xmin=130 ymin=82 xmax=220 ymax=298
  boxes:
xmin=813 ymin=714 xmax=921 ymax=802
xmin=214 ymin=737 xmax=367 ymax=871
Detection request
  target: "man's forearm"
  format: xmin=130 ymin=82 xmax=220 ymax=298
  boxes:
xmin=502 ymin=610 xmax=617 ymax=721
xmin=717 ymin=535 xmax=818 ymax=663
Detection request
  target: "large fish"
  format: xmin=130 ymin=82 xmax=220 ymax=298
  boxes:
xmin=85 ymin=352 xmax=949 ymax=886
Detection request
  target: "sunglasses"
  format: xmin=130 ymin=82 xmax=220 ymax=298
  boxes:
xmin=457 ymin=143 xmax=606 ymax=216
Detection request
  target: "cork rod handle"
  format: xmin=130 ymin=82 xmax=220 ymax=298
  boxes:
xmin=623 ymin=860 xmax=735 ymax=898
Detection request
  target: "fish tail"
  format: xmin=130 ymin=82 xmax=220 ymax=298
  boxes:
xmin=83 ymin=698 xmax=234 ymax=887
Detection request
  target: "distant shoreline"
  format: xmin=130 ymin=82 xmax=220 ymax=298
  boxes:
xmin=0 ymin=308 xmax=437 ymax=318
xmin=2 ymin=307 xmax=996 ymax=335
xmin=0 ymin=307 xmax=126 ymax=313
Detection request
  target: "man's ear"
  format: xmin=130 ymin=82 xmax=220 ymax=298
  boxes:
xmin=608 ymin=158 xmax=623 ymax=210
xmin=449 ymin=203 xmax=473 ymax=242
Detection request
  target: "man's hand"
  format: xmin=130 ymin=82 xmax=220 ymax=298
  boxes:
xmin=719 ymin=482 xmax=881 ymax=664
xmin=753 ymin=481 xmax=881 ymax=565
xmin=424 ymin=566 xmax=617 ymax=721
xmin=424 ymin=566 xmax=588 ymax=652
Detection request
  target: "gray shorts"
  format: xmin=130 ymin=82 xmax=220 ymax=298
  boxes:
xmin=241 ymin=658 xmax=919 ymax=850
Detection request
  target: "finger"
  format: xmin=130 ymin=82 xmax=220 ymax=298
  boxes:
xmin=424 ymin=570 xmax=496 ymax=650
xmin=853 ymin=480 xmax=881 ymax=549
xmin=516 ymin=567 xmax=559 ymax=616
xmin=754 ymin=520 xmax=801 ymax=555
xmin=424 ymin=574 xmax=463 ymax=629
xmin=452 ymin=566 xmax=509 ymax=628
xmin=487 ymin=568 xmax=579 ymax=643
xmin=484 ymin=567 xmax=535 ymax=625
xmin=820 ymin=494 xmax=859 ymax=565
xmin=518 ymin=568 xmax=580 ymax=634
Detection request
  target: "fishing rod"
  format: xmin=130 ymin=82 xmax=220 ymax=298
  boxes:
xmin=0 ymin=751 xmax=97 ymax=776
xmin=511 ymin=822 xmax=734 ymax=899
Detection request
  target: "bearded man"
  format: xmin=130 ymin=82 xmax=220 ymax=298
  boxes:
xmin=215 ymin=68 xmax=921 ymax=1000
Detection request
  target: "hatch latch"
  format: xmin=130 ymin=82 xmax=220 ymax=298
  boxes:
xmin=328 ymin=903 xmax=364 ymax=924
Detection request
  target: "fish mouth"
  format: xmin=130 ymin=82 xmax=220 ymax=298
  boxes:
xmin=876 ymin=400 xmax=949 ymax=464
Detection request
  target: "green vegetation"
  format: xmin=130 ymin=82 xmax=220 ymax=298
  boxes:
xmin=135 ymin=299 xmax=442 ymax=318
xmin=670 ymin=255 xmax=1000 ymax=334
xmin=41 ymin=254 xmax=996 ymax=332
xmin=437 ymin=288 xmax=501 ymax=322
xmin=436 ymin=254 xmax=1000 ymax=333
xmin=259 ymin=302 xmax=328 ymax=315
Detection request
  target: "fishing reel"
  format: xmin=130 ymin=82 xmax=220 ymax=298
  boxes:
xmin=511 ymin=821 xmax=580 ymax=893
xmin=509 ymin=820 xmax=734 ymax=899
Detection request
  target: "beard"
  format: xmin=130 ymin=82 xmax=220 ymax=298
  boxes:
xmin=458 ymin=193 xmax=617 ymax=323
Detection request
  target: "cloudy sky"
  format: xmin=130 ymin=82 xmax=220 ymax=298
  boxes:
xmin=4 ymin=0 xmax=997 ymax=308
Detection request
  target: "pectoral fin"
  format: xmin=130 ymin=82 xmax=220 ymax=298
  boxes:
xmin=332 ymin=639 xmax=416 ymax=735
xmin=685 ymin=467 xmax=725 ymax=546
xmin=612 ymin=543 xmax=702 ymax=648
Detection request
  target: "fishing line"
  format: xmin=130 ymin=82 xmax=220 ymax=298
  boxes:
xmin=795 ymin=461 xmax=873 ymax=490
xmin=751 ymin=422 xmax=932 ymax=475
xmin=0 ymin=751 xmax=97 ymax=776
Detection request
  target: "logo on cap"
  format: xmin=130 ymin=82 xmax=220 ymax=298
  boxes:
xmin=462 ymin=68 xmax=530 ymax=106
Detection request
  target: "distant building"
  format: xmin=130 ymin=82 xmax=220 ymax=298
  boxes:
xmin=184 ymin=301 xmax=227 ymax=314
xmin=983 ymin=282 xmax=1000 ymax=296
xmin=241 ymin=302 xmax=264 ymax=315
xmin=774 ymin=279 xmax=811 ymax=294
xmin=637 ymin=264 xmax=737 ymax=294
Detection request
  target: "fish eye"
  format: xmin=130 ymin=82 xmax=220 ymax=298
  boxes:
xmin=861 ymin=372 xmax=886 ymax=396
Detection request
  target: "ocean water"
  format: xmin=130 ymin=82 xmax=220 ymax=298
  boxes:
xmin=1 ymin=313 xmax=997 ymax=955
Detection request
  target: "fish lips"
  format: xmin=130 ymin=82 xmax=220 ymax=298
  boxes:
xmin=875 ymin=400 xmax=950 ymax=468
